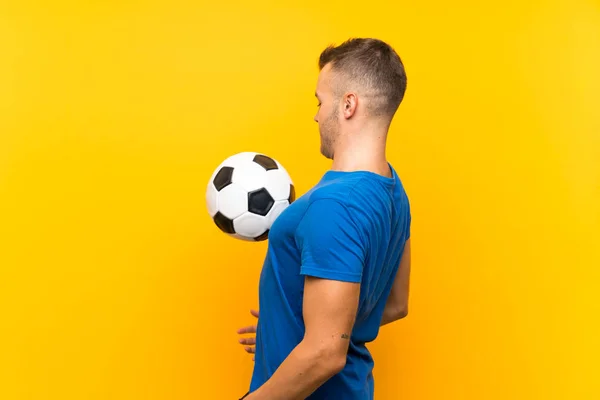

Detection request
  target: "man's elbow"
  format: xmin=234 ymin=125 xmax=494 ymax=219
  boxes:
xmin=311 ymin=345 xmax=347 ymax=377
xmin=396 ymin=304 xmax=409 ymax=320
xmin=330 ymin=353 xmax=347 ymax=374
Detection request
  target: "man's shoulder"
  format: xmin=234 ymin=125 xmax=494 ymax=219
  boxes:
xmin=309 ymin=179 xmax=361 ymax=202
xmin=303 ymin=175 xmax=390 ymax=220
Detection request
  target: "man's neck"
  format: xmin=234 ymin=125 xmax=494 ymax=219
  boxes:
xmin=330 ymin=136 xmax=391 ymax=178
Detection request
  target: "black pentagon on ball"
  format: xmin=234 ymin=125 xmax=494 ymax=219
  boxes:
xmin=288 ymin=184 xmax=296 ymax=204
xmin=213 ymin=212 xmax=235 ymax=234
xmin=213 ymin=166 xmax=233 ymax=191
xmin=253 ymin=154 xmax=278 ymax=171
xmin=248 ymin=188 xmax=275 ymax=216
xmin=254 ymin=230 xmax=270 ymax=242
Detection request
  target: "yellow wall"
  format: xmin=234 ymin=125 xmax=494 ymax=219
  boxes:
xmin=1 ymin=1 xmax=599 ymax=399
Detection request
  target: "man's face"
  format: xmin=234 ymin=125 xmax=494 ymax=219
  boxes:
xmin=314 ymin=64 xmax=340 ymax=160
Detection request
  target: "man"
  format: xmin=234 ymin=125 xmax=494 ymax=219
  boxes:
xmin=237 ymin=37 xmax=412 ymax=400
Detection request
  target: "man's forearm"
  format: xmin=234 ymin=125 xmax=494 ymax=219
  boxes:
xmin=245 ymin=340 xmax=342 ymax=400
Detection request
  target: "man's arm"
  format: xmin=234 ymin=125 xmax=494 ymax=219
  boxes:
xmin=380 ymin=238 xmax=411 ymax=326
xmin=245 ymin=276 xmax=360 ymax=400
xmin=245 ymin=198 xmax=365 ymax=399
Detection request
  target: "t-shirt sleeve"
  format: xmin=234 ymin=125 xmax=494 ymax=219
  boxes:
xmin=294 ymin=199 xmax=367 ymax=283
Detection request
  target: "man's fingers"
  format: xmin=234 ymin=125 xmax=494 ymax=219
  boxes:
xmin=236 ymin=325 xmax=257 ymax=334
xmin=238 ymin=337 xmax=256 ymax=345
xmin=237 ymin=310 xmax=258 ymax=360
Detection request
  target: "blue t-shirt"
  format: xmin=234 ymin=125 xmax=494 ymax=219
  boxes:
xmin=249 ymin=164 xmax=411 ymax=399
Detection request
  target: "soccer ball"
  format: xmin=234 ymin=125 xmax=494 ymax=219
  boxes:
xmin=206 ymin=152 xmax=295 ymax=241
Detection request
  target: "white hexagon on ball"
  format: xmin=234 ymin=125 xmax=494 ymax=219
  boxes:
xmin=231 ymin=160 xmax=268 ymax=192
xmin=216 ymin=183 xmax=248 ymax=220
xmin=206 ymin=182 xmax=218 ymax=217
xmin=233 ymin=213 xmax=269 ymax=239
xmin=264 ymin=170 xmax=292 ymax=201
xmin=219 ymin=151 xmax=258 ymax=168
xmin=267 ymin=200 xmax=289 ymax=226
xmin=206 ymin=151 xmax=295 ymax=241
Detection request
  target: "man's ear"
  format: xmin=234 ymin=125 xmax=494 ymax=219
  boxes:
xmin=342 ymin=93 xmax=358 ymax=119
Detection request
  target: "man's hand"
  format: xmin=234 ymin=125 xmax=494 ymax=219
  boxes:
xmin=237 ymin=309 xmax=259 ymax=361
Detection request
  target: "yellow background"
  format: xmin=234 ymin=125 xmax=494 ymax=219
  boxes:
xmin=1 ymin=0 xmax=599 ymax=399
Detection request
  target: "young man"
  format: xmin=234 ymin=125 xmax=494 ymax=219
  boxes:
xmin=237 ymin=38 xmax=412 ymax=400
